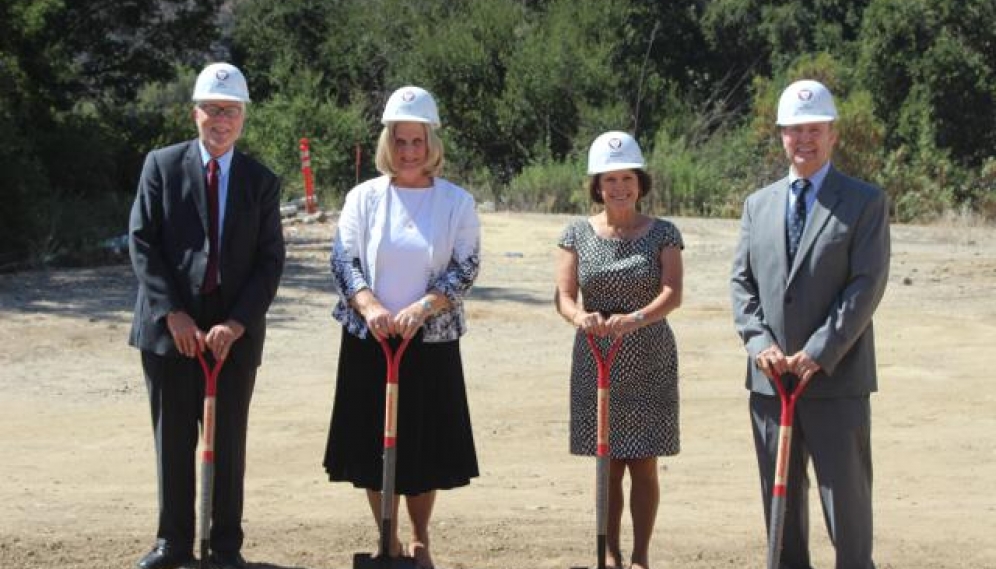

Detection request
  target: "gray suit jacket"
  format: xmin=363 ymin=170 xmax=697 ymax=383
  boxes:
xmin=128 ymin=140 xmax=285 ymax=366
xmin=730 ymin=165 xmax=890 ymax=398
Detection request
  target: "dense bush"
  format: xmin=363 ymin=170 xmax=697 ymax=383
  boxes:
xmin=505 ymin=159 xmax=587 ymax=213
xmin=1 ymin=0 xmax=993 ymax=268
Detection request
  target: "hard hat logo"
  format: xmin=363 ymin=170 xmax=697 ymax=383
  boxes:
xmin=608 ymin=138 xmax=623 ymax=150
xmin=401 ymin=90 xmax=416 ymax=102
xmin=216 ymin=70 xmax=229 ymax=81
xmin=797 ymin=89 xmax=813 ymax=101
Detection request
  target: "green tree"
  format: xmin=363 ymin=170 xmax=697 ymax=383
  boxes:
xmin=858 ymin=0 xmax=996 ymax=167
xmin=388 ymin=1 xmax=526 ymax=185
xmin=239 ymin=61 xmax=368 ymax=202
xmin=700 ymin=0 xmax=871 ymax=110
xmin=0 ymin=0 xmax=224 ymax=264
xmin=499 ymin=0 xmax=624 ymax=168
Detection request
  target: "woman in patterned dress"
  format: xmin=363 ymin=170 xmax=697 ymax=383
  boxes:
xmin=554 ymin=131 xmax=684 ymax=569
xmin=325 ymin=86 xmax=480 ymax=569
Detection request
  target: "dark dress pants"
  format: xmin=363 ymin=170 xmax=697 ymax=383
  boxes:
xmin=142 ymin=290 xmax=257 ymax=555
xmin=750 ymin=391 xmax=875 ymax=569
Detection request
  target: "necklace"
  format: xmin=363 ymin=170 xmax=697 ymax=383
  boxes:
xmin=392 ymin=183 xmax=433 ymax=230
xmin=602 ymin=214 xmax=644 ymax=240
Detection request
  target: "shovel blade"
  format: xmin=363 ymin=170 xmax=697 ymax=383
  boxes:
xmin=353 ymin=552 xmax=419 ymax=569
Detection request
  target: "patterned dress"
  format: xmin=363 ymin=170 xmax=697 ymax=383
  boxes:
xmin=559 ymin=217 xmax=684 ymax=458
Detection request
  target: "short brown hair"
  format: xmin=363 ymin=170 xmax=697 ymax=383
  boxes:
xmin=588 ymin=169 xmax=652 ymax=204
xmin=374 ymin=123 xmax=445 ymax=178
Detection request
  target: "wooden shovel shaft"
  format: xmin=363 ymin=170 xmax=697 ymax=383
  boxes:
xmin=584 ymin=333 xmax=622 ymax=569
xmin=376 ymin=338 xmax=411 ymax=557
xmin=196 ymin=351 xmax=225 ymax=569
xmin=766 ymin=372 xmax=812 ymax=569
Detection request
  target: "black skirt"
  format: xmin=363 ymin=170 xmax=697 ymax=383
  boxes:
xmin=323 ymin=329 xmax=479 ymax=495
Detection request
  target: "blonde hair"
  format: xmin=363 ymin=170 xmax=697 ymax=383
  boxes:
xmin=374 ymin=122 xmax=445 ymax=178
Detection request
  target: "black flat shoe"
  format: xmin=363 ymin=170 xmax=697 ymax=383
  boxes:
xmin=135 ymin=543 xmax=194 ymax=569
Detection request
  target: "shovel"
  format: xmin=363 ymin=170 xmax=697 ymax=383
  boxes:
xmin=354 ymin=337 xmax=418 ymax=569
xmin=571 ymin=333 xmax=623 ymax=569
xmin=766 ymin=372 xmax=813 ymax=569
xmin=195 ymin=350 xmax=225 ymax=569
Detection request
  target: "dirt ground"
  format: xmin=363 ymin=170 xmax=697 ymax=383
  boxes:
xmin=0 ymin=212 xmax=994 ymax=569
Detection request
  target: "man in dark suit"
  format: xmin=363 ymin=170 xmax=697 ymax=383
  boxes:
xmin=731 ymin=79 xmax=890 ymax=569
xmin=129 ymin=62 xmax=285 ymax=569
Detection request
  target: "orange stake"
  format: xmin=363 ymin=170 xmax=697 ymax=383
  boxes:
xmin=299 ymin=138 xmax=316 ymax=214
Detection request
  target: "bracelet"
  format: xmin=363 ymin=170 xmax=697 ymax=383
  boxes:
xmin=420 ymin=298 xmax=433 ymax=315
xmin=632 ymin=310 xmax=646 ymax=323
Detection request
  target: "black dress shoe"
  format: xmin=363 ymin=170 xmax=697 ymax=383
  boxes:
xmin=209 ymin=550 xmax=247 ymax=569
xmin=136 ymin=544 xmax=194 ymax=569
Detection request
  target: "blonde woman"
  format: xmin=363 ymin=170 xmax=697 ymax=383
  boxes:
xmin=324 ymin=86 xmax=480 ymax=569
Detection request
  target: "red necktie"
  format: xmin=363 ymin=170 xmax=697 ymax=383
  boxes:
xmin=202 ymin=159 xmax=220 ymax=294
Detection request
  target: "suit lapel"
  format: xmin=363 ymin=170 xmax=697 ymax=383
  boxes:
xmin=222 ymin=151 xmax=243 ymax=251
xmin=184 ymin=140 xmax=209 ymax=233
xmin=762 ymin=177 xmax=791 ymax=281
xmin=787 ymin=166 xmax=843 ymax=282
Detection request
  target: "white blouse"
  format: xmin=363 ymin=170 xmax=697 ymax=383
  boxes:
xmin=375 ymin=185 xmax=434 ymax=312
xmin=330 ymin=175 xmax=481 ymax=342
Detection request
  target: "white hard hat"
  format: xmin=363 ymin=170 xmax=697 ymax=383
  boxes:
xmin=777 ymin=79 xmax=837 ymax=126
xmin=192 ymin=63 xmax=250 ymax=103
xmin=382 ymin=86 xmax=440 ymax=128
xmin=587 ymin=131 xmax=645 ymax=175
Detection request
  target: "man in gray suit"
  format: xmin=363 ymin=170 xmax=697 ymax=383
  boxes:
xmin=129 ymin=62 xmax=285 ymax=569
xmin=731 ymin=79 xmax=890 ymax=569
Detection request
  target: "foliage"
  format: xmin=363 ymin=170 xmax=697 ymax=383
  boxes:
xmin=2 ymin=0 xmax=994 ymax=268
xmin=878 ymin=145 xmax=958 ymax=222
xmin=496 ymin=0 xmax=625 ymax=174
xmin=505 ymin=159 xmax=586 ymax=213
xmin=648 ymin=115 xmax=764 ymax=218
xmin=0 ymin=0 xmax=223 ymax=267
xmin=858 ymin=0 xmax=996 ymax=167
xmin=238 ymin=60 xmax=369 ymax=204
xmin=395 ymin=0 xmax=527 ymax=184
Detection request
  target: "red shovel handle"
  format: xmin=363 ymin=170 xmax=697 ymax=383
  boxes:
xmin=766 ymin=371 xmax=814 ymax=569
xmin=374 ymin=336 xmax=411 ymax=559
xmin=196 ymin=350 xmax=225 ymax=396
xmin=584 ymin=333 xmax=622 ymax=458
xmin=770 ymin=372 xmax=812 ymax=493
xmin=376 ymin=337 xmax=411 ymax=450
xmin=583 ymin=332 xmax=623 ymax=569
xmin=584 ymin=333 xmax=623 ymax=388
xmin=195 ymin=350 xmax=225 ymax=569
xmin=378 ymin=337 xmax=411 ymax=386
xmin=770 ymin=372 xmax=812 ymax=409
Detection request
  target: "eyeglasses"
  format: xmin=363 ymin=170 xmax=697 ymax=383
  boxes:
xmin=198 ymin=104 xmax=243 ymax=119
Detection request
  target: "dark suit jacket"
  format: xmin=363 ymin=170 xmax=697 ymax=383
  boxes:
xmin=128 ymin=140 xmax=285 ymax=366
xmin=730 ymin=165 xmax=891 ymax=398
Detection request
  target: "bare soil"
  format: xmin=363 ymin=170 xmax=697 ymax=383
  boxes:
xmin=1 ymin=212 xmax=994 ymax=569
